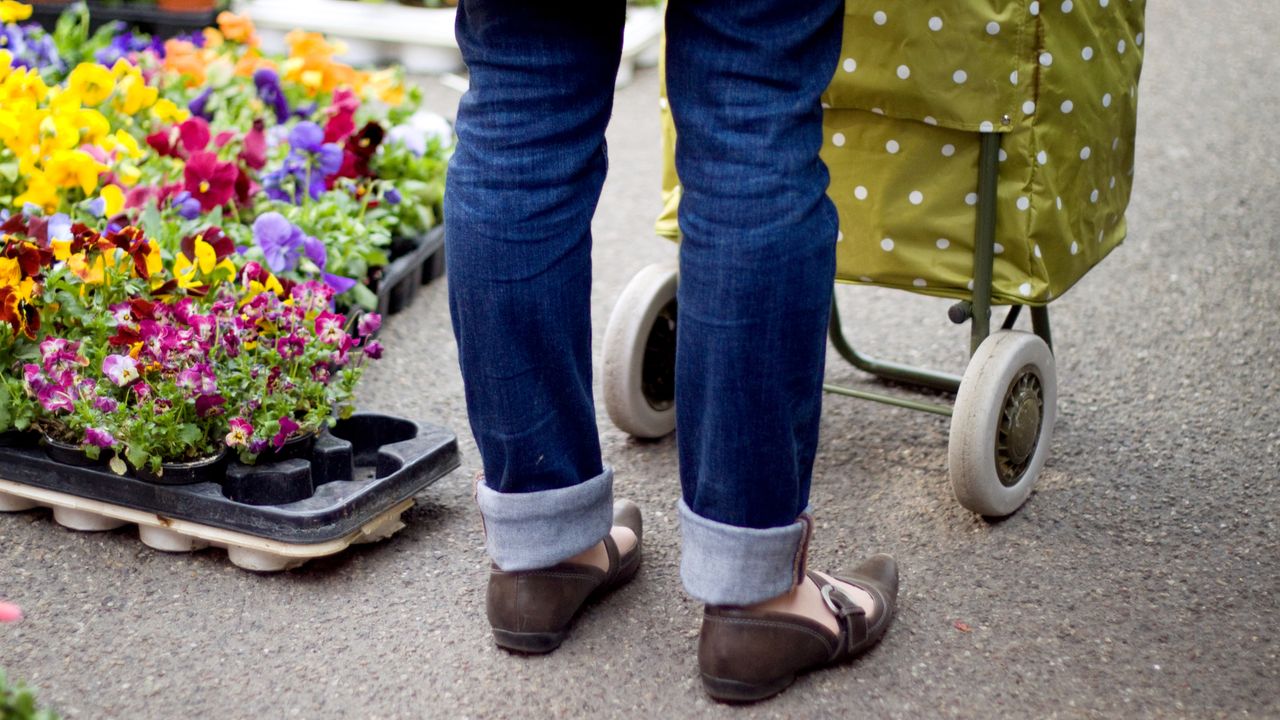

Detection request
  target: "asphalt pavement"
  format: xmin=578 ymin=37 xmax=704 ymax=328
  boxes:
xmin=1 ymin=0 xmax=1277 ymax=717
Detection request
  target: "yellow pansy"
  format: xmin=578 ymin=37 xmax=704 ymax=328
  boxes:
xmin=75 ymin=108 xmax=111 ymax=144
xmin=241 ymin=273 xmax=285 ymax=304
xmin=0 ymin=49 xmax=12 ymax=75
xmin=99 ymin=184 xmax=124 ymax=216
xmin=68 ymin=250 xmax=127 ymax=286
xmin=366 ymin=68 xmax=406 ymax=107
xmin=66 ymin=63 xmax=116 ymax=106
xmin=116 ymin=163 xmax=141 ymax=187
xmin=151 ymin=98 xmax=189 ymax=124
xmin=51 ymin=239 xmax=72 ymax=262
xmin=43 ymin=148 xmax=105 ymax=194
xmin=142 ymin=239 xmax=162 ymax=279
xmin=42 ymin=113 xmax=81 ymax=151
xmin=174 ymin=236 xmax=235 ymax=289
xmin=0 ymin=1 xmax=32 ymax=23
xmin=13 ymin=173 xmax=58 ymax=212
xmin=111 ymin=129 xmax=142 ymax=159
xmin=114 ymin=74 xmax=157 ymax=115
xmin=0 ymin=256 xmax=19 ymax=289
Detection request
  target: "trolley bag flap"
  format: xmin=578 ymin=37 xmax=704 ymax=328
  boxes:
xmin=822 ymin=0 xmax=1038 ymax=133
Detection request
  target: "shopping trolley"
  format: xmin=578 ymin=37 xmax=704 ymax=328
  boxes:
xmin=602 ymin=0 xmax=1147 ymax=516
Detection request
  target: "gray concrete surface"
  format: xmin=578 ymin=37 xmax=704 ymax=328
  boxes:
xmin=2 ymin=1 xmax=1277 ymax=717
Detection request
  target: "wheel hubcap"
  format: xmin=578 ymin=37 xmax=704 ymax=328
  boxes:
xmin=641 ymin=299 xmax=677 ymax=412
xmin=996 ymin=367 xmax=1043 ymax=486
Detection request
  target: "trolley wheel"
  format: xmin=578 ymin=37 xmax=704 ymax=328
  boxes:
xmin=603 ymin=263 xmax=679 ymax=439
xmin=948 ymin=330 xmax=1057 ymax=517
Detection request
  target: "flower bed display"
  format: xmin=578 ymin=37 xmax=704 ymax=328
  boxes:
xmin=0 ymin=2 xmax=452 ymax=468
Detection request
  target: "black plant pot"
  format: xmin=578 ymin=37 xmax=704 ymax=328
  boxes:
xmin=133 ymin=449 xmax=228 ymax=486
xmin=41 ymin=435 xmax=103 ymax=468
xmin=252 ymin=431 xmax=317 ymax=465
xmin=0 ymin=430 xmax=38 ymax=449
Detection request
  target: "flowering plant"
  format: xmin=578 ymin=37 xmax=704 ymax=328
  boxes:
xmin=3 ymin=212 xmax=381 ymax=475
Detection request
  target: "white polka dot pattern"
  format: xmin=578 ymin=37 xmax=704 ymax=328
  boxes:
xmin=665 ymin=0 xmax=1151 ymax=304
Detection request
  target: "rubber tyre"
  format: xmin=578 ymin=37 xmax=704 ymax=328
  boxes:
xmin=603 ymin=264 xmax=679 ymax=439
xmin=949 ymin=330 xmax=1057 ymax=517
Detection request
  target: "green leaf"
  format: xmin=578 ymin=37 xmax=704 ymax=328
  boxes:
xmin=177 ymin=424 xmax=202 ymax=445
xmin=125 ymin=445 xmax=149 ymax=470
xmin=108 ymin=456 xmax=127 ymax=476
xmin=349 ymin=283 xmax=378 ymax=311
xmin=0 ymin=161 xmax=18 ymax=182
xmin=140 ymin=202 xmax=164 ymax=242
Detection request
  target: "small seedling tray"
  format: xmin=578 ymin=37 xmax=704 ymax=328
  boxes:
xmin=375 ymin=226 xmax=445 ymax=318
xmin=0 ymin=413 xmax=458 ymax=571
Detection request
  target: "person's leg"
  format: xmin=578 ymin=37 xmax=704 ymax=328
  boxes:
xmin=666 ymin=0 xmax=899 ymax=700
xmin=666 ymin=0 xmax=843 ymax=605
xmin=445 ymin=0 xmax=631 ymax=572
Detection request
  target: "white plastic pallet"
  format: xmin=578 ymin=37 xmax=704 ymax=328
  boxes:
xmin=0 ymin=477 xmax=411 ymax=572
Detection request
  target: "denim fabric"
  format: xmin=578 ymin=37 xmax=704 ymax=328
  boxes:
xmin=446 ymin=0 xmax=844 ymax=596
xmin=446 ymin=1 xmax=625 ymax=497
xmin=666 ymin=1 xmax=844 ymax=532
xmin=679 ymin=499 xmax=813 ymax=606
xmin=477 ymin=467 xmax=615 ymax=571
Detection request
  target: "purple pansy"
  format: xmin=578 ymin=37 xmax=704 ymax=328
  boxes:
xmin=253 ymin=68 xmax=290 ymax=124
xmin=169 ymin=190 xmax=202 ymax=220
xmin=84 ymin=427 xmax=117 ymax=448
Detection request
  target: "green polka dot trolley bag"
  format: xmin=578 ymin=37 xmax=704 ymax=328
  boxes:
xmin=603 ymin=0 xmax=1147 ymax=517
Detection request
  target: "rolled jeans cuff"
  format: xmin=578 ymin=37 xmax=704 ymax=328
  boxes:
xmin=475 ymin=466 xmax=614 ymax=571
xmin=678 ymin=499 xmax=812 ymax=606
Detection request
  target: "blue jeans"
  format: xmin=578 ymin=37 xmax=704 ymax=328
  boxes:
xmin=446 ymin=0 xmax=843 ymax=605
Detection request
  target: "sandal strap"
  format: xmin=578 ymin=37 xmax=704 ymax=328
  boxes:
xmin=602 ymin=532 xmax=621 ymax=583
xmin=808 ymin=571 xmax=868 ymax=658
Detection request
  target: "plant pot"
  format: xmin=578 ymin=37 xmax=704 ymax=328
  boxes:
xmin=157 ymin=0 xmax=218 ymax=12
xmin=42 ymin=434 xmax=103 ymax=468
xmin=133 ymin=449 xmax=228 ymax=486
xmin=252 ymin=430 xmax=318 ymax=465
xmin=0 ymin=430 xmax=38 ymax=449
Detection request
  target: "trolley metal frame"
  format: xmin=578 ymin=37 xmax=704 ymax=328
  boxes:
xmin=823 ymin=134 xmax=1054 ymax=417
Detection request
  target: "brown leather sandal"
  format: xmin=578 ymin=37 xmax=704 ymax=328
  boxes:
xmin=698 ymin=554 xmax=899 ymax=703
xmin=486 ymin=500 xmax=643 ymax=654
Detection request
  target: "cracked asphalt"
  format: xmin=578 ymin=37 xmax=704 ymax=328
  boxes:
xmin=1 ymin=1 xmax=1276 ymax=717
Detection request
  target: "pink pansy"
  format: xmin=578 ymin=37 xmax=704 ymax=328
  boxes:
xmin=276 ymin=334 xmax=305 ymax=359
xmin=178 ymin=117 xmax=211 ymax=154
xmin=225 ymin=417 xmax=253 ymax=448
xmin=37 ymin=384 xmax=75 ymax=414
xmin=195 ymin=394 xmax=226 ymax=418
xmin=314 ymin=311 xmax=345 ymax=344
xmin=357 ymin=312 xmax=381 ymax=338
xmin=272 ymin=416 xmax=299 ymax=450
xmin=84 ymin=427 xmax=116 ymax=448
xmin=103 ymin=354 xmax=140 ymax=386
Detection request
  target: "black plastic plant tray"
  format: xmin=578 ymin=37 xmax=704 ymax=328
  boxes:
xmin=27 ymin=2 xmax=223 ymax=39
xmin=374 ymin=225 xmax=444 ymax=317
xmin=0 ymin=413 xmax=457 ymax=544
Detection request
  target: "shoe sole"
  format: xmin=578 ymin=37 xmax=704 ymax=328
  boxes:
xmin=492 ymin=628 xmax=569 ymax=654
xmin=701 ymin=672 xmax=795 ymax=703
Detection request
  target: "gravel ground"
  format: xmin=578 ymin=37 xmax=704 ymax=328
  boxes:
xmin=2 ymin=1 xmax=1277 ymax=717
